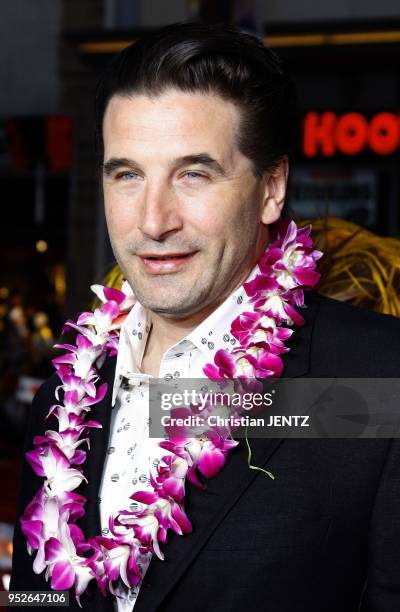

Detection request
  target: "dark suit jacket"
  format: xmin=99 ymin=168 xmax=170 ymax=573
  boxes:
xmin=9 ymin=292 xmax=400 ymax=611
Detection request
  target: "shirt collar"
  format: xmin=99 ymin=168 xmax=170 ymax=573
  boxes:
xmin=111 ymin=302 xmax=152 ymax=405
xmin=111 ymin=263 xmax=260 ymax=405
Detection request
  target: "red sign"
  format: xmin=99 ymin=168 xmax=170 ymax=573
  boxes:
xmin=303 ymin=112 xmax=400 ymax=158
xmin=46 ymin=116 xmax=73 ymax=172
xmin=4 ymin=116 xmax=72 ymax=172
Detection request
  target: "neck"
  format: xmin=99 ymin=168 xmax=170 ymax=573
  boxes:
xmin=139 ymin=314 xmax=198 ymax=377
xmin=147 ymin=303 xmax=217 ymax=355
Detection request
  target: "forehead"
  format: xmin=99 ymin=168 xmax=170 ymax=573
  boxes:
xmin=102 ymin=89 xmax=241 ymax=161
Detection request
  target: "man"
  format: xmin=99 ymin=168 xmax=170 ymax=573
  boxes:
xmin=10 ymin=23 xmax=400 ymax=612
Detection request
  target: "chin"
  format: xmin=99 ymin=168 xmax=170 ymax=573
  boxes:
xmin=146 ymin=301 xmax=190 ymax=314
xmin=131 ymin=276 xmax=207 ymax=312
xmin=143 ymin=296 xmax=199 ymax=317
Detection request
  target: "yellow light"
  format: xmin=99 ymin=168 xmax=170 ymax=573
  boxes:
xmin=77 ymin=31 xmax=400 ymax=54
xmin=0 ymin=287 xmax=9 ymax=299
xmin=36 ymin=240 xmax=48 ymax=253
xmin=266 ymin=30 xmax=400 ymax=47
xmin=53 ymin=264 xmax=66 ymax=299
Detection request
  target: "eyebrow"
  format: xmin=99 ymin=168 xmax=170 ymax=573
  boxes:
xmin=102 ymin=153 xmax=226 ymax=177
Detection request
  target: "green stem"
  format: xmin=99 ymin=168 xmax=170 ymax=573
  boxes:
xmin=245 ymin=426 xmax=275 ymax=480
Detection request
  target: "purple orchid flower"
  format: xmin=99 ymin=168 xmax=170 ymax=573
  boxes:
xmin=44 ymin=523 xmax=94 ymax=596
xmin=53 ymin=334 xmax=103 ymax=381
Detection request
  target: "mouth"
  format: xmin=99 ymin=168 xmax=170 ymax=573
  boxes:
xmin=138 ymin=252 xmax=197 ymax=274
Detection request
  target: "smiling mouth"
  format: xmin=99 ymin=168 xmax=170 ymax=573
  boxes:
xmin=138 ymin=252 xmax=197 ymax=273
xmin=141 ymin=253 xmax=193 ymax=260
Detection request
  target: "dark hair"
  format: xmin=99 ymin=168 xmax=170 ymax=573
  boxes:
xmin=95 ymin=22 xmax=296 ymax=176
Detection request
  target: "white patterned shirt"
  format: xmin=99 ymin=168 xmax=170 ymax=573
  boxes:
xmin=99 ymin=265 xmax=258 ymax=610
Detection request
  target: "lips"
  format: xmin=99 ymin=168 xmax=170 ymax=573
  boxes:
xmin=140 ymin=253 xmax=193 ymax=259
xmin=139 ymin=252 xmax=197 ymax=274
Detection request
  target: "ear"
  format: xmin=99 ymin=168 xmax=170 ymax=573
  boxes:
xmin=260 ymin=157 xmax=289 ymax=225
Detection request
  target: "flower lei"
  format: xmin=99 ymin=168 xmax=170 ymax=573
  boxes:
xmin=20 ymin=220 xmax=322 ymax=603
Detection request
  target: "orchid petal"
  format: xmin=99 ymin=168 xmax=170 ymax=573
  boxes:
xmin=51 ymin=560 xmax=75 ymax=590
xmin=197 ymin=445 xmax=226 ymax=478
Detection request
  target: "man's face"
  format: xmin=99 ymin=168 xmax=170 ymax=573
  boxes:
xmin=102 ymin=89 xmax=279 ymax=319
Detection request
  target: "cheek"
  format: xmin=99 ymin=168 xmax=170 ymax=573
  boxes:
xmin=183 ymin=191 xmax=239 ymax=238
xmin=104 ymin=190 xmax=136 ymax=234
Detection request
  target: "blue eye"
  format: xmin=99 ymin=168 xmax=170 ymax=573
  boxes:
xmin=116 ymin=171 xmax=140 ymax=181
xmin=184 ymin=171 xmax=207 ymax=180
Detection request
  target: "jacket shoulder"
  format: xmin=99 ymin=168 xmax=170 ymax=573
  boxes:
xmin=309 ymin=292 xmax=400 ymax=376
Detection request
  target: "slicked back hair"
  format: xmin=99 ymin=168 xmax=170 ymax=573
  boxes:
xmin=95 ymin=22 xmax=297 ymax=176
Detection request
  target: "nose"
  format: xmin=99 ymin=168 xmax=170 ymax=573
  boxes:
xmin=138 ymin=181 xmax=183 ymax=240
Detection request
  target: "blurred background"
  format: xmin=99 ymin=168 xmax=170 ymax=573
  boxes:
xmin=0 ymin=0 xmax=399 ymax=593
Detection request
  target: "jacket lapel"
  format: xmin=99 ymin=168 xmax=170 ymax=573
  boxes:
xmin=134 ymin=291 xmax=321 ymax=611
xmin=134 ymin=434 xmax=285 ymax=611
